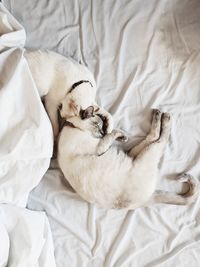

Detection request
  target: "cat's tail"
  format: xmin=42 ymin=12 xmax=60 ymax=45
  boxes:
xmin=148 ymin=173 xmax=199 ymax=206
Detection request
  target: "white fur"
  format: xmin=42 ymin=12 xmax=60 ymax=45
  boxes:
xmin=58 ymin=110 xmax=199 ymax=210
xmin=25 ymin=49 xmax=113 ymax=138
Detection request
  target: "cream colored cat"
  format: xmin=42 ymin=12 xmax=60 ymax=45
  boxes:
xmin=25 ymin=50 xmax=113 ymax=139
xmin=58 ymin=109 xmax=199 ymax=209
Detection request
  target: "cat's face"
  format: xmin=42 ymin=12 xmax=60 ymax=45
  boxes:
xmin=59 ymin=85 xmax=96 ymax=119
xmin=66 ymin=106 xmax=105 ymax=138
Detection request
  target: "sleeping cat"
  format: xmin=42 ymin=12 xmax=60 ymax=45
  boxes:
xmin=25 ymin=50 xmax=113 ymax=139
xmin=58 ymin=108 xmax=199 ymax=209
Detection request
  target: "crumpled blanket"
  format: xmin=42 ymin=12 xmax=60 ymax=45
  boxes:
xmin=0 ymin=4 xmax=56 ymax=266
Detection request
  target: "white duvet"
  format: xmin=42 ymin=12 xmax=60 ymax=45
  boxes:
xmin=0 ymin=4 xmax=55 ymax=267
xmin=2 ymin=0 xmax=200 ymax=266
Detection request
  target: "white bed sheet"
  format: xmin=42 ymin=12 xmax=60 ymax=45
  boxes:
xmin=0 ymin=204 xmax=56 ymax=267
xmin=0 ymin=4 xmax=56 ymax=266
xmin=3 ymin=0 xmax=200 ymax=266
xmin=0 ymin=3 xmax=53 ymax=206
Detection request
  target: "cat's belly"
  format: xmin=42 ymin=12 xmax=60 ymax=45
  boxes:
xmin=58 ymin=147 xmax=158 ymax=209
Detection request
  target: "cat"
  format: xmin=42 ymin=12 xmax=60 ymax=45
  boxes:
xmin=57 ymin=108 xmax=199 ymax=209
xmin=24 ymin=50 xmax=113 ymax=140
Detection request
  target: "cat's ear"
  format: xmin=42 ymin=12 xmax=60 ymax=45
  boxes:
xmin=80 ymin=106 xmax=94 ymax=119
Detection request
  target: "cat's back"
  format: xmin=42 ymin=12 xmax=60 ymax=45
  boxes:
xmin=25 ymin=49 xmax=57 ymax=96
xmin=25 ymin=49 xmax=96 ymax=97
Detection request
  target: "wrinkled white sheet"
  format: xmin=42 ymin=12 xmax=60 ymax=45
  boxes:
xmin=0 ymin=4 xmax=56 ymax=267
xmin=0 ymin=204 xmax=56 ymax=267
xmin=0 ymin=3 xmax=53 ymax=206
xmin=3 ymin=0 xmax=200 ymax=266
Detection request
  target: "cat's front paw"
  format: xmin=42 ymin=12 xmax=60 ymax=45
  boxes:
xmin=116 ymin=135 xmax=128 ymax=143
xmin=105 ymin=114 xmax=114 ymax=134
xmin=112 ymin=130 xmax=128 ymax=142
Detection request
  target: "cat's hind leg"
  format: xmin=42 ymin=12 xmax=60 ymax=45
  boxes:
xmin=128 ymin=109 xmax=162 ymax=159
xmin=127 ymin=113 xmax=171 ymax=205
xmin=133 ymin=112 xmax=171 ymax=163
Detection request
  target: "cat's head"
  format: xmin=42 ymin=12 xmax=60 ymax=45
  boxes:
xmin=65 ymin=106 xmax=105 ymax=138
xmin=59 ymin=83 xmax=96 ymax=119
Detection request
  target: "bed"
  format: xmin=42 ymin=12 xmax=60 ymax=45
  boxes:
xmin=1 ymin=0 xmax=200 ymax=266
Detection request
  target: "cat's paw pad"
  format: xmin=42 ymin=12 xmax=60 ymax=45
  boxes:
xmin=116 ymin=135 xmax=128 ymax=142
xmin=152 ymin=109 xmax=161 ymax=116
xmin=161 ymin=113 xmax=171 ymax=128
xmin=112 ymin=130 xmax=128 ymax=142
xmin=152 ymin=109 xmax=161 ymax=121
xmin=162 ymin=112 xmax=171 ymax=121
